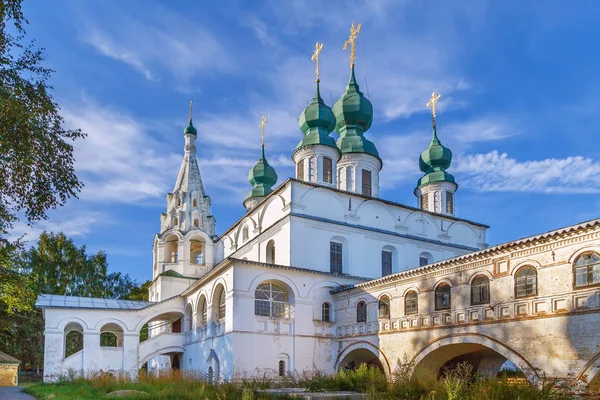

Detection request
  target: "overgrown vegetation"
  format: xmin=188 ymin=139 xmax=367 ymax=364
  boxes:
xmin=24 ymin=363 xmax=580 ymax=400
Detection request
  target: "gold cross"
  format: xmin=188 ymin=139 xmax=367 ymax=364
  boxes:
xmin=259 ymin=116 xmax=267 ymax=147
xmin=189 ymin=100 xmax=193 ymax=121
xmin=343 ymin=22 xmax=362 ymax=67
xmin=311 ymin=42 xmax=324 ymax=82
xmin=426 ymin=92 xmax=442 ymax=125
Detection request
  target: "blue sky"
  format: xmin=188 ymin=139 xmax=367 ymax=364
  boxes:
xmin=13 ymin=0 xmax=600 ymax=283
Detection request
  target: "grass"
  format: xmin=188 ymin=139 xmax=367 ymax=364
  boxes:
xmin=23 ymin=364 xmax=582 ymax=400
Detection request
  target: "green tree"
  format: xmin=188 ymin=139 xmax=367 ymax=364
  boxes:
xmin=0 ymin=232 xmax=145 ymax=371
xmin=0 ymin=0 xmax=86 ymax=312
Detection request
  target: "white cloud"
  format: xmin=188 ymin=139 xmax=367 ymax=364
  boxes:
xmin=11 ymin=212 xmax=105 ymax=243
xmin=454 ymin=151 xmax=600 ymax=193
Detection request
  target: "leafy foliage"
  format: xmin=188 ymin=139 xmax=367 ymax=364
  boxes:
xmin=0 ymin=231 xmax=146 ymax=371
xmin=0 ymin=0 xmax=86 ymax=312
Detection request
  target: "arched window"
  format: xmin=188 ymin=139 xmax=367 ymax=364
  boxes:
xmin=321 ymin=302 xmax=331 ymax=322
xmin=185 ymin=304 xmax=193 ymax=331
xmin=64 ymin=322 xmax=84 ymax=358
xmin=190 ymin=240 xmax=203 ymax=265
xmin=356 ymin=301 xmax=367 ymax=323
xmin=446 ymin=192 xmax=454 ymax=214
xmin=278 ymin=360 xmax=286 ymax=377
xmin=99 ymin=323 xmax=123 ymax=347
xmin=405 ymin=291 xmax=418 ymax=315
xmin=574 ymin=253 xmax=600 ymax=288
xmin=330 ymin=241 xmax=343 ymax=274
xmin=164 ymin=235 xmax=179 ymax=263
xmin=435 ymin=283 xmax=451 ymax=310
xmin=323 ymin=157 xmax=333 ymax=183
xmin=255 ymin=282 xmax=290 ymax=318
xmin=297 ymin=159 xmax=305 ymax=180
xmin=242 ymin=226 xmax=249 ymax=241
xmin=362 ymin=170 xmax=372 ymax=196
xmin=419 ymin=252 xmax=432 ymax=267
xmin=197 ymin=296 xmax=207 ymax=328
xmin=471 ymin=275 xmax=490 ymax=305
xmin=515 ymin=266 xmax=537 ymax=298
xmin=194 ymin=219 xmax=199 ymax=228
xmin=381 ymin=250 xmax=392 ymax=276
xmin=218 ymin=290 xmax=226 ymax=320
xmin=266 ymin=240 xmax=276 ymax=264
xmin=378 ymin=296 xmax=390 ymax=319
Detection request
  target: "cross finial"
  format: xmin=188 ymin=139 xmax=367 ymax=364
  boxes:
xmin=343 ymin=22 xmax=362 ymax=68
xmin=189 ymin=100 xmax=193 ymax=121
xmin=259 ymin=116 xmax=267 ymax=147
xmin=426 ymin=92 xmax=442 ymax=127
xmin=311 ymin=42 xmax=324 ymax=83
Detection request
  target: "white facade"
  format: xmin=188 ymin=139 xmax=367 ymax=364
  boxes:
xmin=36 ymin=107 xmax=600 ymax=392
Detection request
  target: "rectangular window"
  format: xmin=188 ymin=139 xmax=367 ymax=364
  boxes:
xmin=362 ymin=170 xmax=372 ymax=196
xmin=446 ymin=192 xmax=454 ymax=214
xmin=330 ymin=242 xmax=343 ymax=274
xmin=381 ymin=250 xmax=392 ymax=276
xmin=297 ymin=159 xmax=304 ymax=180
xmin=421 ymin=194 xmax=429 ymax=210
xmin=323 ymin=157 xmax=333 ymax=183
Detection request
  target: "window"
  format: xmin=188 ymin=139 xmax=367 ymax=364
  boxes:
xmin=378 ymin=296 xmax=390 ymax=319
xmin=515 ymin=267 xmax=537 ymax=298
xmin=194 ymin=219 xmax=199 ymax=228
xmin=574 ymin=253 xmax=600 ymax=288
xmin=330 ymin=242 xmax=343 ymax=274
xmin=218 ymin=290 xmax=226 ymax=320
xmin=174 ymin=217 xmax=178 ymax=226
xmin=322 ymin=303 xmax=331 ymax=322
xmin=242 ymin=226 xmax=249 ymax=241
xmin=405 ymin=291 xmax=418 ymax=315
xmin=278 ymin=360 xmax=286 ymax=377
xmin=419 ymin=252 xmax=431 ymax=267
xmin=198 ymin=297 xmax=207 ymax=327
xmin=382 ymin=250 xmax=392 ymax=276
xmin=323 ymin=157 xmax=333 ymax=183
xmin=435 ymin=283 xmax=451 ymax=310
xmin=356 ymin=301 xmax=367 ymax=322
xmin=297 ymin=159 xmax=304 ymax=180
xmin=193 ymin=199 xmax=197 ymax=208
xmin=266 ymin=240 xmax=276 ymax=264
xmin=446 ymin=192 xmax=454 ymax=214
xmin=471 ymin=275 xmax=490 ymax=305
xmin=309 ymin=156 xmax=317 ymax=181
xmin=433 ymin=191 xmax=440 ymax=212
xmin=177 ymin=198 xmax=181 ymax=207
xmin=255 ymin=282 xmax=290 ymax=318
xmin=362 ymin=170 xmax=372 ymax=196
xmin=421 ymin=194 xmax=429 ymax=210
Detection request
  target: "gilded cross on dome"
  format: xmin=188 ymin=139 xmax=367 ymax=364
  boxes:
xmin=311 ymin=42 xmax=324 ymax=82
xmin=260 ymin=116 xmax=267 ymax=147
xmin=426 ymin=92 xmax=442 ymax=127
xmin=343 ymin=22 xmax=362 ymax=68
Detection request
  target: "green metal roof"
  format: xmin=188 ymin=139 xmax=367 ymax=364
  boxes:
xmin=184 ymin=118 xmax=197 ymax=136
xmin=296 ymin=81 xmax=337 ymax=150
xmin=417 ymin=125 xmax=455 ymax=188
xmin=246 ymin=147 xmax=278 ymax=199
xmin=332 ymin=66 xmax=379 ymax=159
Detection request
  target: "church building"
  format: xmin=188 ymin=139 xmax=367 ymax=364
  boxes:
xmin=36 ymin=25 xmax=600 ymax=391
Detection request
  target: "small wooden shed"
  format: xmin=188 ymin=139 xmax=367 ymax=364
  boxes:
xmin=0 ymin=351 xmax=20 ymax=386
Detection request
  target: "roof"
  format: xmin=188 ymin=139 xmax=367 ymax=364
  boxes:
xmin=36 ymin=294 xmax=152 ymax=310
xmin=332 ymin=217 xmax=600 ymax=294
xmin=0 ymin=351 xmax=20 ymax=364
xmin=220 ymin=178 xmax=489 ymax=238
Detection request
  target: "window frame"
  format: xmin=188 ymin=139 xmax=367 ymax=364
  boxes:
xmin=404 ymin=291 xmax=418 ymax=315
xmin=361 ymin=169 xmax=372 ymax=196
xmin=381 ymin=250 xmax=393 ymax=276
xmin=434 ymin=283 xmax=451 ymax=311
xmin=356 ymin=301 xmax=367 ymax=323
xmin=446 ymin=192 xmax=454 ymax=214
xmin=514 ymin=266 xmax=538 ymax=298
xmin=470 ymin=275 xmax=490 ymax=305
xmin=378 ymin=296 xmax=390 ymax=319
xmin=573 ymin=252 xmax=600 ymax=289
xmin=297 ymin=159 xmax=304 ymax=180
xmin=330 ymin=241 xmax=343 ymax=274
xmin=323 ymin=157 xmax=333 ymax=183
xmin=218 ymin=290 xmax=226 ymax=320
xmin=254 ymin=282 xmax=290 ymax=319
xmin=278 ymin=360 xmax=286 ymax=377
xmin=321 ymin=302 xmax=331 ymax=322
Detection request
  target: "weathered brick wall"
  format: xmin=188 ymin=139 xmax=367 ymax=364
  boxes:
xmin=0 ymin=364 xmax=18 ymax=386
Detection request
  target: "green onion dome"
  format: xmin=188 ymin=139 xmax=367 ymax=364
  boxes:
xmin=184 ymin=118 xmax=197 ymax=136
xmin=296 ymin=81 xmax=337 ymax=150
xmin=246 ymin=147 xmax=278 ymax=199
xmin=417 ymin=126 xmax=455 ymax=187
xmin=332 ymin=66 xmax=379 ymax=158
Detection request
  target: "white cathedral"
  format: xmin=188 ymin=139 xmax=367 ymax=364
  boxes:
xmin=36 ymin=37 xmax=600 ymax=391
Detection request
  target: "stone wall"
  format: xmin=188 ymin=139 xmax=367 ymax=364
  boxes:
xmin=0 ymin=364 xmax=18 ymax=386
